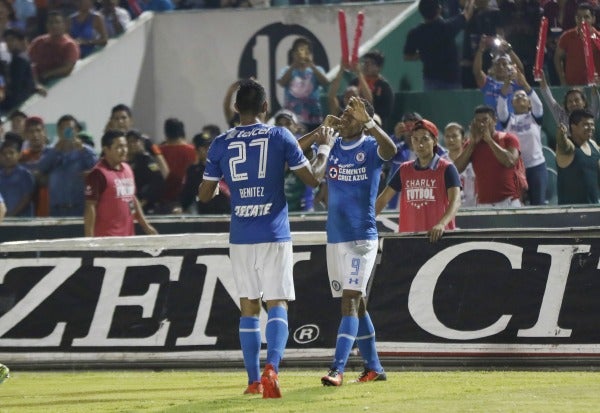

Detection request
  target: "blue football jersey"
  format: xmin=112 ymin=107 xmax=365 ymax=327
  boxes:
xmin=203 ymin=123 xmax=309 ymax=244
xmin=326 ymin=135 xmax=384 ymax=243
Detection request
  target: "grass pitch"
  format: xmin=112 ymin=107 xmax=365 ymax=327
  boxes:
xmin=1 ymin=369 xmax=600 ymax=412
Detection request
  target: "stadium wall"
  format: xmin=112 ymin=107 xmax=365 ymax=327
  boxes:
xmin=1 ymin=206 xmax=600 ymax=243
xmin=2 ymin=229 xmax=600 ymax=368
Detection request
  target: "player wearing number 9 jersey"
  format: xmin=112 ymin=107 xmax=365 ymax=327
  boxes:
xmin=199 ymin=79 xmax=327 ymax=398
xmin=318 ymin=97 xmax=397 ymax=387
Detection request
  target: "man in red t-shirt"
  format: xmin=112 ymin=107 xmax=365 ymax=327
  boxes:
xmin=554 ymin=2 xmax=600 ymax=86
xmin=376 ymin=119 xmax=461 ymax=243
xmin=84 ymin=130 xmax=157 ymax=237
xmin=159 ymin=117 xmax=197 ymax=213
xmin=28 ymin=11 xmax=80 ymax=84
xmin=454 ymin=105 xmax=523 ymax=207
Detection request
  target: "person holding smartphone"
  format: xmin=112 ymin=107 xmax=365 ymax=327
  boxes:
xmin=37 ymin=114 xmax=98 ymax=216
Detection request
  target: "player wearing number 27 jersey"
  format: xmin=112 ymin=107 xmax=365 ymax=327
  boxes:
xmin=199 ymin=80 xmax=327 ymax=399
xmin=204 ymin=123 xmax=307 ymax=244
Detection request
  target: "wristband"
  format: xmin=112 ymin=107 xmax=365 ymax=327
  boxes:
xmin=364 ymin=118 xmax=376 ymax=129
xmin=317 ymin=145 xmax=331 ymax=157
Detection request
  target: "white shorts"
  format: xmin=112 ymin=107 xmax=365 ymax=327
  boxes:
xmin=230 ymin=241 xmax=295 ymax=301
xmin=326 ymin=239 xmax=378 ymax=298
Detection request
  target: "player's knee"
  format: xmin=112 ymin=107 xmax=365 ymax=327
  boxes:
xmin=341 ymin=290 xmax=362 ymax=316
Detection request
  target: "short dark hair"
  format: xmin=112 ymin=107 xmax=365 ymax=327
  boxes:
xmin=57 ymin=114 xmax=81 ymax=130
xmin=564 ymin=89 xmax=587 ymax=110
xmin=401 ymin=112 xmax=422 ymax=122
xmin=10 ymin=110 xmax=27 ymax=120
xmin=569 ymin=108 xmax=594 ymax=126
xmin=1 ymin=133 xmax=23 ymax=152
xmin=235 ymin=79 xmax=267 ymax=115
xmin=359 ymin=98 xmax=375 ymax=118
xmin=418 ymin=0 xmax=441 ymax=20
xmin=3 ymin=28 xmax=25 ymax=40
xmin=474 ymin=105 xmax=497 ymax=118
xmin=577 ymin=2 xmax=596 ymax=13
xmin=164 ymin=117 xmax=185 ymax=139
xmin=101 ymin=129 xmax=125 ymax=148
xmin=47 ymin=10 xmax=64 ymax=20
xmin=363 ymin=50 xmax=384 ymax=67
xmin=111 ymin=104 xmax=132 ymax=117
xmin=125 ymin=129 xmax=144 ymax=140
xmin=292 ymin=36 xmax=312 ymax=53
xmin=3 ymin=131 xmax=23 ymax=148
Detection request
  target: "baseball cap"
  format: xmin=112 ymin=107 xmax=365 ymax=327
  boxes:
xmin=274 ymin=109 xmax=298 ymax=125
xmin=24 ymin=115 xmax=44 ymax=128
xmin=193 ymin=132 xmax=214 ymax=148
xmin=413 ymin=119 xmax=438 ymax=138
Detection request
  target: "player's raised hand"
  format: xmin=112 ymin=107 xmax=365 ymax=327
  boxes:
xmin=323 ymin=114 xmax=341 ymax=130
xmin=347 ymin=96 xmax=369 ymax=123
xmin=315 ymin=126 xmax=338 ymax=146
xmin=558 ymin=123 xmax=569 ymax=138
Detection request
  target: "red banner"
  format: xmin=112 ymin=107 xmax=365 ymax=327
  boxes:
xmin=338 ymin=10 xmax=349 ymax=66
xmin=351 ymin=11 xmax=365 ymax=66
xmin=533 ymin=17 xmax=548 ymax=81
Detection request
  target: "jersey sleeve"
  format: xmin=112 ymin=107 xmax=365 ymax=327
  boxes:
xmin=444 ymin=163 xmax=462 ymax=189
xmin=281 ymin=127 xmax=309 ymax=170
xmin=85 ymin=168 xmax=106 ymax=202
xmin=388 ymin=167 xmax=402 ymax=192
xmin=203 ymin=138 xmax=224 ymax=181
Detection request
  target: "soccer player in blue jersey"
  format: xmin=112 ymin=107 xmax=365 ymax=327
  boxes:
xmin=318 ymin=96 xmax=397 ymax=386
xmin=198 ymin=79 xmax=329 ymax=398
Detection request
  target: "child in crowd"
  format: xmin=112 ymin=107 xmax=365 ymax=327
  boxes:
xmin=444 ymin=122 xmax=477 ymax=207
xmin=497 ymin=69 xmax=546 ymax=205
xmin=277 ymin=36 xmax=329 ymax=132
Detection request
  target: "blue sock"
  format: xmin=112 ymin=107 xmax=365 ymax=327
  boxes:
xmin=332 ymin=316 xmax=359 ymax=373
xmin=265 ymin=306 xmax=288 ymax=372
xmin=239 ymin=317 xmax=261 ymax=384
xmin=357 ymin=313 xmax=383 ymax=372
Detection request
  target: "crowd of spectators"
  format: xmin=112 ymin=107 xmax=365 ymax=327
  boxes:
xmin=0 ymin=105 xmax=235 ymax=219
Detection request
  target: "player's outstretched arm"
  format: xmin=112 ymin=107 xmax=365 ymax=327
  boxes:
xmin=198 ymin=180 xmax=219 ymax=203
xmin=375 ymin=186 xmax=396 ymax=216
